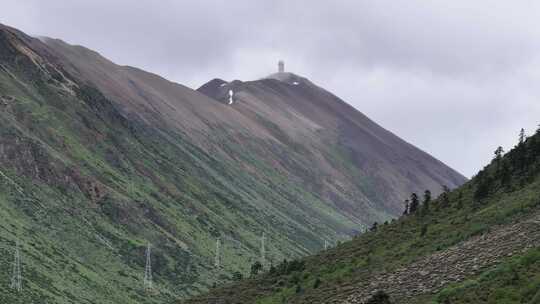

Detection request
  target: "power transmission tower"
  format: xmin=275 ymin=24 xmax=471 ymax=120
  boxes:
xmin=324 ymin=239 xmax=329 ymax=250
xmin=260 ymin=232 xmax=266 ymax=266
xmin=143 ymin=242 xmax=153 ymax=292
xmin=10 ymin=240 xmax=22 ymax=292
xmin=214 ymin=238 xmax=221 ymax=268
xmin=128 ymin=180 xmax=136 ymax=196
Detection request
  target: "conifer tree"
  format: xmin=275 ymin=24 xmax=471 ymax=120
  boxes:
xmin=269 ymin=264 xmax=277 ymax=275
xmin=474 ymin=170 xmax=491 ymax=201
xmin=232 ymin=271 xmax=243 ymax=281
xmin=516 ymin=128 xmax=527 ymax=170
xmin=500 ymin=161 xmax=511 ymax=187
xmin=403 ymin=199 xmax=410 ymax=215
xmin=440 ymin=185 xmax=450 ymax=207
xmin=456 ymin=191 xmax=463 ymax=209
xmin=409 ymin=193 xmax=419 ymax=214
xmin=494 ymin=146 xmax=504 ymax=161
xmin=422 ymin=190 xmax=431 ymax=215
xmin=519 ymin=128 xmax=526 ymax=145
xmin=313 ymin=277 xmax=322 ymax=289
xmin=494 ymin=146 xmax=504 ymax=173
xmin=250 ymin=261 xmax=263 ymax=276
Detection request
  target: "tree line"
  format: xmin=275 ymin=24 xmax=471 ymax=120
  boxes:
xmin=367 ymin=126 xmax=540 ymax=234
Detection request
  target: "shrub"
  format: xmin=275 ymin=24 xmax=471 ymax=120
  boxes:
xmin=313 ymin=277 xmax=321 ymax=289
xmin=232 ymin=271 xmax=243 ymax=281
xmin=366 ymin=290 xmax=392 ymax=304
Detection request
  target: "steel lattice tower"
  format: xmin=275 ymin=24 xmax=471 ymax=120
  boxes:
xmin=214 ymin=238 xmax=221 ymax=268
xmin=260 ymin=232 xmax=266 ymax=266
xmin=10 ymin=240 xmax=22 ymax=292
xmin=143 ymin=242 xmax=153 ymax=291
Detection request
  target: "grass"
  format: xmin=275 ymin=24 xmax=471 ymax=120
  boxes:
xmin=0 ymin=31 xmax=394 ymax=303
xmin=433 ymin=247 xmax=540 ymax=304
xmin=186 ymin=133 xmax=540 ymax=303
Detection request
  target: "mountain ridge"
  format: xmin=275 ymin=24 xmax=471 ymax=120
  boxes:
xmin=1 ymin=22 xmax=466 ymax=303
xmin=197 ymin=73 xmax=466 ymax=215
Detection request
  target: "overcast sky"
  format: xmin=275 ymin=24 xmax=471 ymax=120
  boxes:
xmin=2 ymin=0 xmax=540 ymax=177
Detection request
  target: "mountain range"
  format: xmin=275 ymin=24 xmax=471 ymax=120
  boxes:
xmin=0 ymin=23 xmax=465 ymax=303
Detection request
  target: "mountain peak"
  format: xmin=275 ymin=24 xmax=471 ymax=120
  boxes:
xmin=263 ymin=60 xmax=311 ymax=86
xmin=197 ymin=78 xmax=229 ymax=99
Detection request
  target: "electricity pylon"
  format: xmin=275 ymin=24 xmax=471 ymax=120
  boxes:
xmin=143 ymin=242 xmax=153 ymax=291
xmin=260 ymin=232 xmax=266 ymax=266
xmin=324 ymin=239 xmax=329 ymax=250
xmin=10 ymin=240 xmax=22 ymax=292
xmin=214 ymin=238 xmax=221 ymax=268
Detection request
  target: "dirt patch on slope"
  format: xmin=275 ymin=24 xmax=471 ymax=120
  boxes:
xmin=341 ymin=210 xmax=540 ymax=304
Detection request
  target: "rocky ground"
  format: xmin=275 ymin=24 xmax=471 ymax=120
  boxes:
xmin=342 ymin=209 xmax=540 ymax=304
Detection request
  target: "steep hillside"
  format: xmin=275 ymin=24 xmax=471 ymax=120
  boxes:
xmin=42 ymin=38 xmax=466 ymax=222
xmin=185 ymin=130 xmax=540 ymax=303
xmin=0 ymin=22 xmax=465 ymax=304
xmin=196 ymin=72 xmax=465 ymax=217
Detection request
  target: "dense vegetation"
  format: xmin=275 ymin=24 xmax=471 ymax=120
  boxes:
xmin=186 ymin=128 xmax=540 ymax=303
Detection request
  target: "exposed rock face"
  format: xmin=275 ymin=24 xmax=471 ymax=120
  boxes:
xmin=342 ymin=210 xmax=540 ymax=304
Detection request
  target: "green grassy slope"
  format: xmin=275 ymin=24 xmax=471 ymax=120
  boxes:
xmin=0 ymin=25 xmax=358 ymax=303
xmin=185 ymin=129 xmax=540 ymax=303
xmin=433 ymin=247 xmax=539 ymax=304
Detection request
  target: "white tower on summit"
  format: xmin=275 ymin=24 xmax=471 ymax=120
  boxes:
xmin=278 ymin=60 xmax=285 ymax=73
